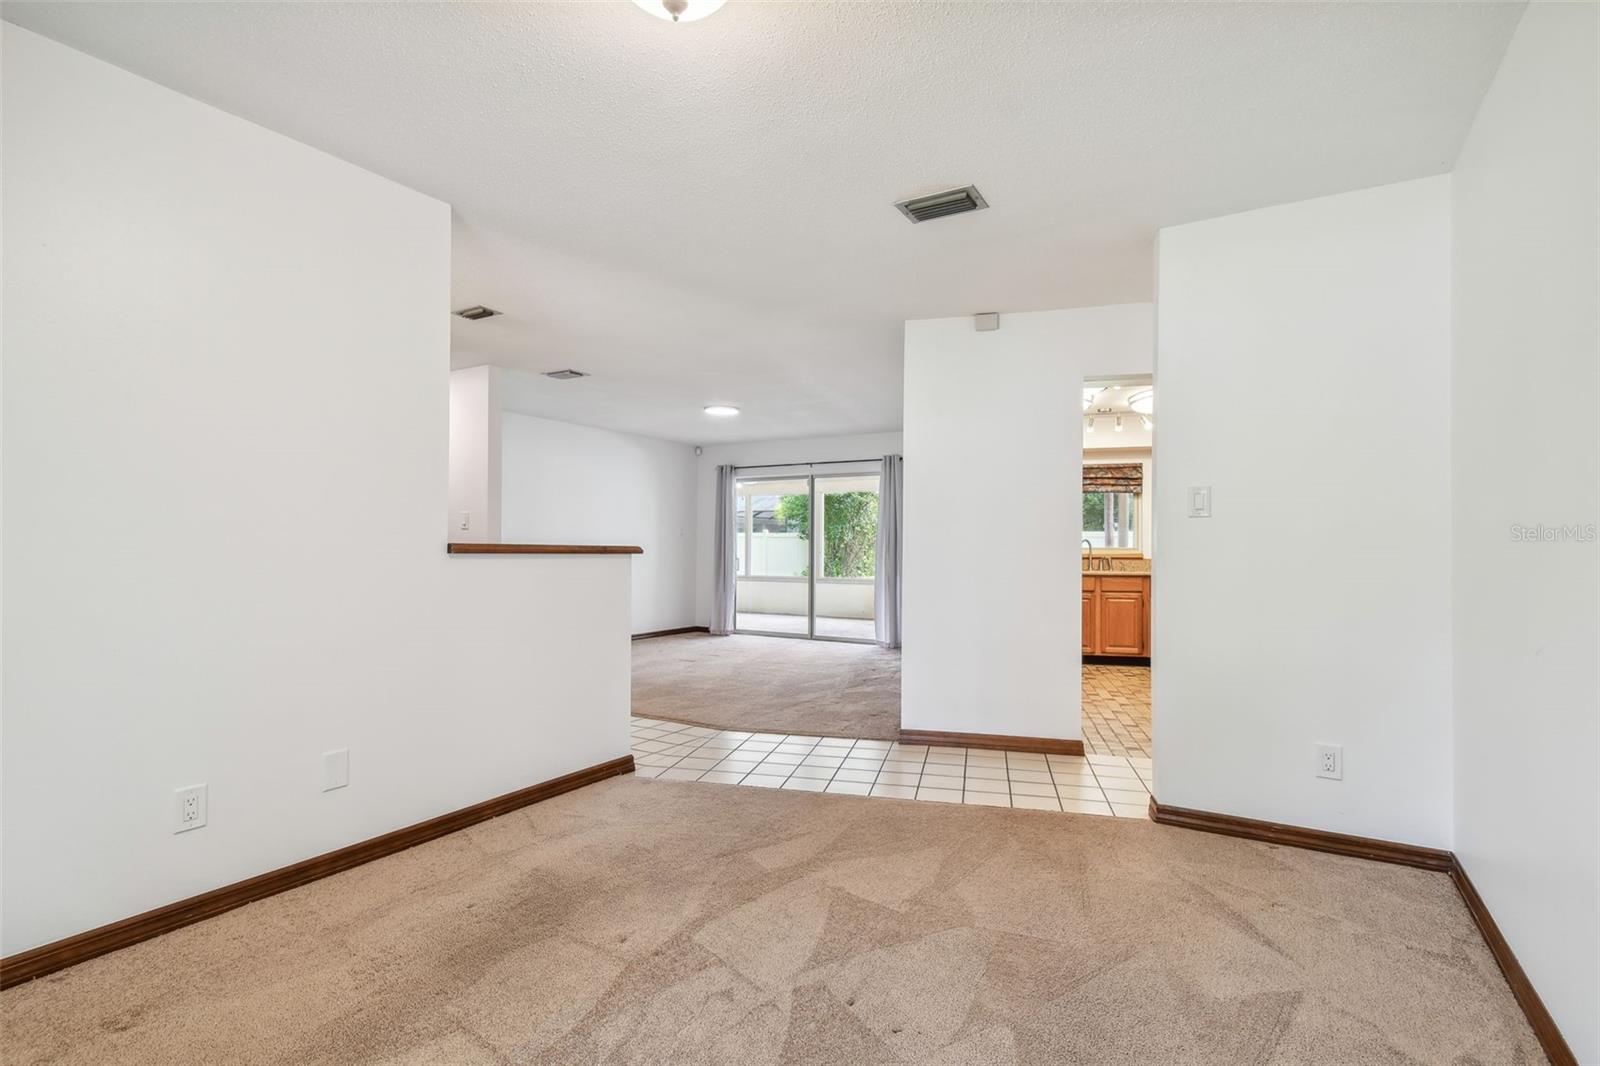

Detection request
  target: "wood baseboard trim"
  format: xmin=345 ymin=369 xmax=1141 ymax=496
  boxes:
xmin=631 ymin=626 xmax=710 ymax=641
xmin=898 ymin=729 xmax=1084 ymax=756
xmin=0 ymin=754 xmax=635 ymax=990
xmin=1450 ymin=857 xmax=1576 ymax=1066
xmin=1146 ymin=798 xmax=1452 ymax=871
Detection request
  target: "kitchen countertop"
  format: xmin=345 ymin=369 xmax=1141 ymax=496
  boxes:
xmin=1082 ymin=567 xmax=1152 ymax=576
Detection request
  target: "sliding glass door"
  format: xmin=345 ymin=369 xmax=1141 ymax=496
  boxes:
xmin=734 ymin=472 xmax=880 ymax=643
xmin=733 ymin=477 xmax=811 ymax=635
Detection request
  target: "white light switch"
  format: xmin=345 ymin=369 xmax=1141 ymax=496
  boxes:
xmin=457 ymin=511 xmax=471 ymax=531
xmin=1187 ymin=486 xmax=1212 ymax=518
xmin=322 ymin=748 xmax=350 ymax=792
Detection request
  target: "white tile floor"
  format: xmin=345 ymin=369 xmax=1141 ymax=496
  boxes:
xmin=629 ymin=716 xmax=1154 ymax=817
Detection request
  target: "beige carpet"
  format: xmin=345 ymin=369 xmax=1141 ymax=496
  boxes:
xmin=1 ymin=777 xmax=1538 ymax=1065
xmin=633 ymin=633 xmax=902 ymax=739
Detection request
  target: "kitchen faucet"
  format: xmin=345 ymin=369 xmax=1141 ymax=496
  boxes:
xmin=1082 ymin=538 xmax=1097 ymax=571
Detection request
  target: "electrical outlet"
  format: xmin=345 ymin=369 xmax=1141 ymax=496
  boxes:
xmin=322 ymin=748 xmax=350 ymax=792
xmin=174 ymin=784 xmax=207 ymax=833
xmin=1316 ymin=744 xmax=1343 ymax=781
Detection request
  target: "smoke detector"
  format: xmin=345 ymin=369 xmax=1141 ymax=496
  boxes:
xmin=453 ymin=305 xmax=500 ymax=320
xmin=543 ymin=369 xmax=588 ymax=380
xmin=894 ymin=185 xmax=989 ymax=224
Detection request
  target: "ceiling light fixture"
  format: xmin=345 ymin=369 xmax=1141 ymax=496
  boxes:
xmin=1140 ymin=415 xmax=1153 ymax=431
xmin=632 ymin=0 xmax=724 ymax=22
xmin=704 ymin=404 xmax=740 ymax=417
xmin=1127 ymin=388 xmax=1154 ymax=416
xmin=1085 ymin=415 xmax=1096 ymax=434
xmin=1114 ymin=415 xmax=1124 ymax=432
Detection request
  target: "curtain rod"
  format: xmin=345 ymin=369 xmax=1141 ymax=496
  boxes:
xmin=733 ymin=458 xmax=882 ymax=471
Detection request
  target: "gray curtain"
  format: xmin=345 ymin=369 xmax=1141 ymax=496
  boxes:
xmin=875 ymin=454 xmax=904 ymax=649
xmin=710 ymin=464 xmax=737 ymax=635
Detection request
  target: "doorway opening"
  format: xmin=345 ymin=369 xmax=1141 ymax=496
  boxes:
xmin=733 ymin=471 xmax=881 ymax=642
xmin=1080 ymin=375 xmax=1155 ymax=802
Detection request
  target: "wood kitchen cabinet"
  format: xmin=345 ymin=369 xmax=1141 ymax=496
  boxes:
xmin=1082 ymin=589 xmax=1096 ymax=654
xmin=1081 ymin=573 xmax=1151 ymax=658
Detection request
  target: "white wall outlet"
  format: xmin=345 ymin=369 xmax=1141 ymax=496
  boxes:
xmin=1316 ymin=744 xmax=1343 ymax=780
xmin=1187 ymin=486 xmax=1212 ymax=517
xmin=174 ymin=784 xmax=207 ymax=833
xmin=457 ymin=511 xmax=471 ymax=531
xmin=322 ymin=748 xmax=350 ymax=792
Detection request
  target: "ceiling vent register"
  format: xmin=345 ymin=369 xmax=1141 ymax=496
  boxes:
xmin=894 ymin=185 xmax=989 ymax=224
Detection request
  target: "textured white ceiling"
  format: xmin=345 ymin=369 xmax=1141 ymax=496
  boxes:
xmin=4 ymin=1 xmax=1522 ymax=443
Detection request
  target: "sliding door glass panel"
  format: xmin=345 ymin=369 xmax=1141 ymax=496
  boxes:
xmin=813 ymin=473 xmax=879 ymax=642
xmin=734 ymin=477 xmax=811 ymax=635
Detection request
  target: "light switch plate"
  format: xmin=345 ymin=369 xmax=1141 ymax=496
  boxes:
xmin=323 ymin=748 xmax=350 ymax=792
xmin=1187 ymin=486 xmax=1212 ymax=518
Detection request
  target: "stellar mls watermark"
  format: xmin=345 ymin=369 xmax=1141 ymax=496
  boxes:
xmin=1510 ymin=523 xmax=1597 ymax=543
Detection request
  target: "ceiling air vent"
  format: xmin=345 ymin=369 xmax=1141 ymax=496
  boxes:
xmin=453 ymin=305 xmax=501 ymax=320
xmin=894 ymin=185 xmax=989 ymax=224
xmin=543 ymin=369 xmax=588 ymax=380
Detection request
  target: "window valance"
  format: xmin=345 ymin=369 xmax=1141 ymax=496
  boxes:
xmin=1083 ymin=463 xmax=1143 ymax=494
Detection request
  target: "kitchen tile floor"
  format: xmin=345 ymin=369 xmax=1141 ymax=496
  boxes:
xmin=1082 ymin=663 xmax=1151 ymax=760
xmin=630 ymin=716 xmax=1154 ymax=816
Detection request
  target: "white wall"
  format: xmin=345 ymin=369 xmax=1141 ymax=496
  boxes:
xmin=1450 ymin=4 xmax=1598 ymax=1058
xmin=501 ymin=409 xmax=696 ymax=634
xmin=692 ymin=431 xmax=903 ymax=627
xmin=1153 ymin=177 xmax=1453 ymax=848
xmin=1 ymin=26 xmax=632 ymax=955
xmin=448 ymin=366 xmax=502 ymax=542
xmin=903 ymin=305 xmax=1154 ymax=740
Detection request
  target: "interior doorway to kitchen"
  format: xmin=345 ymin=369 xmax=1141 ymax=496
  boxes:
xmin=734 ymin=471 xmax=881 ymax=643
xmin=1081 ymin=376 xmax=1155 ymax=799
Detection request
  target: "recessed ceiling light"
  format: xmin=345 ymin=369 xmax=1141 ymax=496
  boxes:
xmin=632 ymin=0 xmax=724 ymax=22
xmin=704 ymin=405 xmax=740 ymax=417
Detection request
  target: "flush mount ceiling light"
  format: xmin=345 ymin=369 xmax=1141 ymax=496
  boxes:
xmin=1127 ymin=388 xmax=1154 ymax=416
xmin=704 ymin=404 xmax=740 ymax=417
xmin=453 ymin=305 xmax=500 ymax=320
xmin=632 ymin=0 xmax=725 ymax=22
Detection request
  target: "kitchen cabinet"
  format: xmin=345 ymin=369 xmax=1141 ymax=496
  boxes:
xmin=1081 ymin=573 xmax=1150 ymax=658
xmin=1082 ymin=588 xmax=1096 ymax=654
